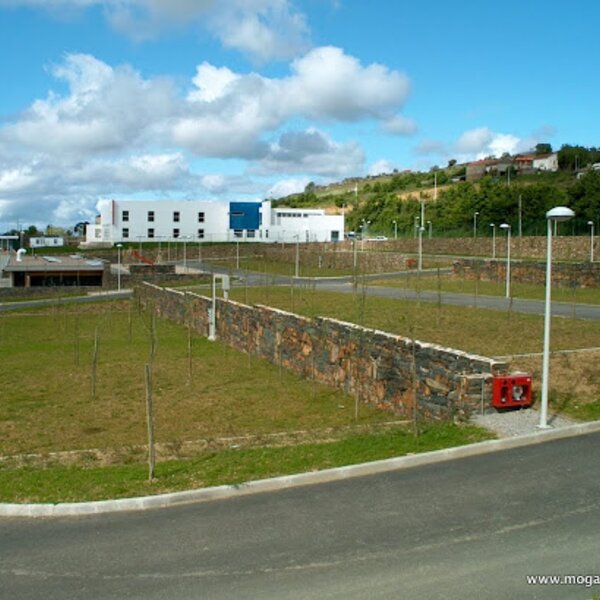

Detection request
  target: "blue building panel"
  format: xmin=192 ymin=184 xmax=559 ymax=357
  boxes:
xmin=229 ymin=202 xmax=261 ymax=230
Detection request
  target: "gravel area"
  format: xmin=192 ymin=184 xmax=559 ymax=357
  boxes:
xmin=471 ymin=408 xmax=579 ymax=438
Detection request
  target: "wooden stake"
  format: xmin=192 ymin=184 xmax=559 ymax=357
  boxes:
xmin=145 ymin=363 xmax=156 ymax=481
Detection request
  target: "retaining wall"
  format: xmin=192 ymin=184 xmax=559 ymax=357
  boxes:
xmin=136 ymin=283 xmax=507 ymax=420
xmin=453 ymin=259 xmax=600 ymax=288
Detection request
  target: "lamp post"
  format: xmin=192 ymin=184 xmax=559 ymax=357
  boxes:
xmin=361 ymin=220 xmax=370 ymax=251
xmin=490 ymin=223 xmax=496 ymax=259
xmin=473 ymin=211 xmax=479 ymax=238
xmin=116 ymin=243 xmax=123 ymax=291
xmin=295 ymin=234 xmax=300 ymax=278
xmin=500 ymin=223 xmax=511 ymax=297
xmin=540 ymin=206 xmax=575 ymax=429
xmin=208 ymin=274 xmax=230 ymax=341
xmin=588 ymin=221 xmax=595 ymax=262
xmin=414 ymin=216 xmax=419 ymax=239
xmin=418 ymin=226 xmax=425 ymax=271
xmin=236 ymin=239 xmax=240 ymax=269
xmin=393 ymin=220 xmax=397 ymax=240
xmin=182 ymin=236 xmax=189 ymax=270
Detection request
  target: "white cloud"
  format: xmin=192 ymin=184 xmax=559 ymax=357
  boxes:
xmin=454 ymin=127 xmax=528 ymax=160
xmin=382 ymin=114 xmax=417 ymax=136
xmin=368 ymin=159 xmax=395 ymax=176
xmin=284 ymin=47 xmax=410 ymax=121
xmin=1 ymin=0 xmax=309 ymax=62
xmin=455 ymin=127 xmax=494 ymax=154
xmin=0 ymin=48 xmax=411 ymax=226
xmin=0 ymin=166 xmax=38 ymax=193
xmin=176 ymin=46 xmax=410 ymax=158
xmin=188 ymin=63 xmax=240 ymax=103
xmin=253 ymin=128 xmax=365 ymax=177
xmin=211 ymin=0 xmax=310 ymax=62
xmin=3 ymin=53 xmax=176 ymax=155
xmin=266 ymin=177 xmax=310 ymax=199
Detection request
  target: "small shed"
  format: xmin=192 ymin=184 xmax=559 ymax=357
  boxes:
xmin=3 ymin=254 xmax=107 ymax=287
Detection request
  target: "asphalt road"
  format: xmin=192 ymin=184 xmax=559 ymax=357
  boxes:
xmin=2 ymin=431 xmax=599 ymax=599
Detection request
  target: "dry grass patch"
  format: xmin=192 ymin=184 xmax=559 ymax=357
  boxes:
xmin=0 ymin=300 xmax=391 ymax=458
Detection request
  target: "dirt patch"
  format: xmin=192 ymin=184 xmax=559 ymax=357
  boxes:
xmin=0 ymin=420 xmax=410 ymax=470
xmin=509 ymin=349 xmax=600 ymax=408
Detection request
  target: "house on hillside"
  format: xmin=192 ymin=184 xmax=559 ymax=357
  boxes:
xmin=466 ymin=159 xmax=498 ymax=181
xmin=533 ymin=153 xmax=559 ymax=172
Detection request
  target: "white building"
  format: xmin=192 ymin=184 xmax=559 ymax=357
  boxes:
xmin=84 ymin=199 xmax=344 ymax=246
xmin=533 ymin=153 xmax=559 ymax=172
xmin=29 ymin=237 xmax=65 ymax=248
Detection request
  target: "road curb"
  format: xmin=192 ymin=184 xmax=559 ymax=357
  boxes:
xmin=2 ymin=420 xmax=600 ymax=518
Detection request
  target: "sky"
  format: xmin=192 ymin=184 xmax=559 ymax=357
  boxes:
xmin=1 ymin=0 xmax=599 ymax=231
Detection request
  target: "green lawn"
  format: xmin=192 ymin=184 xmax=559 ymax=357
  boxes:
xmin=0 ymin=423 xmax=492 ymax=503
xmin=228 ymin=286 xmax=600 ymax=357
xmin=370 ymin=271 xmax=600 ymax=305
xmin=0 ymin=301 xmax=392 ymax=458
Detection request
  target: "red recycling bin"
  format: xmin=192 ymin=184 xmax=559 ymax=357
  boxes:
xmin=492 ymin=373 xmax=532 ymax=408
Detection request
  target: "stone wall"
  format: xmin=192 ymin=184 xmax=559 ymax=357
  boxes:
xmin=136 ymin=283 xmax=507 ymax=420
xmin=262 ymin=244 xmax=413 ymax=272
xmin=453 ymin=258 xmax=600 ymax=288
xmin=344 ymin=235 xmax=596 ymax=262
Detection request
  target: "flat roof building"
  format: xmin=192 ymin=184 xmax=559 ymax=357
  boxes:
xmin=3 ymin=254 xmax=107 ymax=287
xmin=84 ymin=199 xmax=344 ymax=246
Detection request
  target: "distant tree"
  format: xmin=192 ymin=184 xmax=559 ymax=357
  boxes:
xmin=447 ymin=159 xmax=457 ymax=168
xmin=304 ymin=182 xmax=316 ymax=194
xmin=535 ymin=143 xmax=553 ymax=155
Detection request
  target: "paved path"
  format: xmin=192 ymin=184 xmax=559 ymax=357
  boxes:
xmin=2 ymin=264 xmax=599 ymax=321
xmin=2 ymin=431 xmax=599 ymax=599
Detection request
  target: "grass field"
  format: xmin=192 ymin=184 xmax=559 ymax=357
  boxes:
xmin=227 ymin=285 xmax=600 ymax=357
xmin=0 ymin=301 xmax=395 ymax=458
xmin=370 ymin=271 xmax=600 ymax=305
xmin=0 ymin=423 xmax=491 ymax=503
xmin=1 ymin=286 xmax=598 ymax=503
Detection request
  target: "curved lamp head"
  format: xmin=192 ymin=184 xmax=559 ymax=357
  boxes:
xmin=546 ymin=206 xmax=575 ymax=222
xmin=588 ymin=221 xmax=594 ymax=226
xmin=499 ymin=223 xmax=510 ymax=230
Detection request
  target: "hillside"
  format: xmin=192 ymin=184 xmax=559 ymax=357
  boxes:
xmin=273 ymin=148 xmax=600 ymax=237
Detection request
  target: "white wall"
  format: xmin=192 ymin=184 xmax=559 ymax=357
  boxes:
xmin=86 ymin=199 xmax=344 ymax=245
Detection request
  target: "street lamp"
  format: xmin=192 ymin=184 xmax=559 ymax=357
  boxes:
xmin=588 ymin=221 xmax=595 ymax=262
xmin=540 ymin=207 xmax=575 ymax=429
xmin=295 ymin=234 xmax=300 ymax=278
xmin=499 ymin=223 xmax=511 ymax=297
xmin=208 ymin=274 xmax=230 ymax=341
xmin=490 ymin=223 xmax=496 ymax=259
xmin=361 ymin=220 xmax=370 ymax=251
xmin=418 ymin=226 xmax=425 ymax=271
xmin=473 ymin=211 xmax=479 ymax=238
xmin=116 ymin=243 xmax=123 ymax=291
xmin=392 ymin=220 xmax=397 ymax=240
xmin=182 ymin=236 xmax=189 ymax=270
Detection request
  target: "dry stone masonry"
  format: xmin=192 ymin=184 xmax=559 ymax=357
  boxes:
xmin=136 ymin=283 xmax=507 ymax=421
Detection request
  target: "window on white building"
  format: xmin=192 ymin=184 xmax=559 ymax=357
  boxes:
xmin=198 ymin=212 xmax=205 ymax=223
xmin=148 ymin=211 xmax=155 ymax=222
xmin=173 ymin=228 xmax=180 ymax=238
xmin=122 ymin=210 xmax=129 ymax=222
xmin=122 ymin=228 xmax=129 ymax=239
xmin=148 ymin=228 xmax=155 ymax=238
xmin=173 ymin=211 xmax=180 ymax=222
xmin=233 ymin=229 xmax=243 ymax=238
xmin=197 ymin=229 xmax=204 ymax=239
